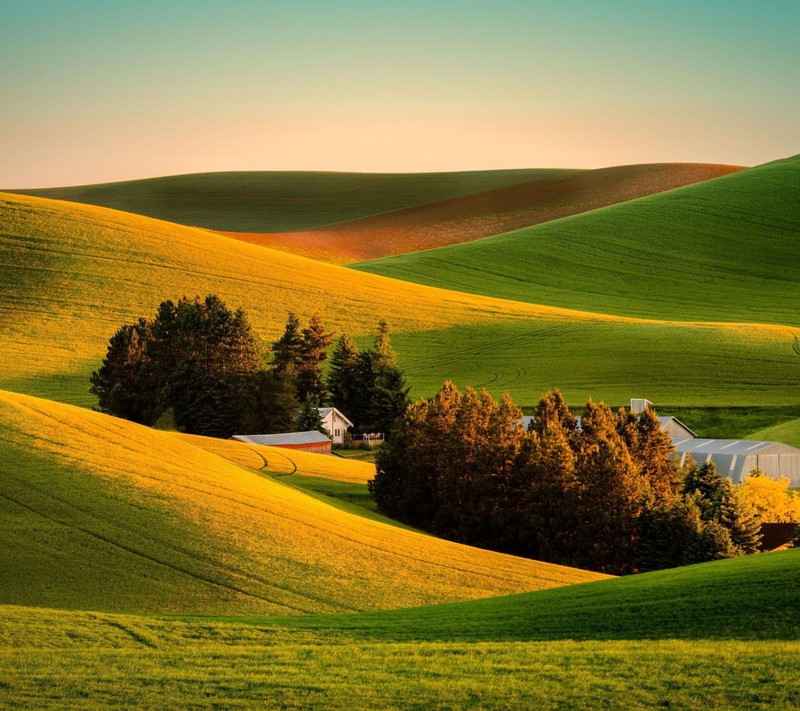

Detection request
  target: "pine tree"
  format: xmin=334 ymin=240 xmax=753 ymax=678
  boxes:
xmin=296 ymin=313 xmax=333 ymax=404
xmin=270 ymin=312 xmax=304 ymax=375
xmin=326 ymin=334 xmax=360 ymax=421
xmin=370 ymin=363 xmax=410 ymax=437
xmin=531 ymin=389 xmax=578 ymax=437
xmin=90 ymin=317 xmax=156 ymax=423
xmin=682 ymin=460 xmax=726 ymax=517
xmin=717 ymin=480 xmax=762 ymax=554
xmin=295 ymin=395 xmax=327 ymax=434
xmin=632 ymin=407 xmax=681 ymax=500
xmin=575 ymin=400 xmax=648 ymax=574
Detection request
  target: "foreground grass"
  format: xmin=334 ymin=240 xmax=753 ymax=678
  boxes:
xmin=3 ymin=549 xmax=800 ymax=711
xmin=1 ymin=625 xmax=796 ymax=710
xmin=356 ymin=154 xmax=800 ymax=326
xmin=2 ymin=191 xmax=798 ymax=408
xmin=7 ymin=169 xmax=555 ymax=232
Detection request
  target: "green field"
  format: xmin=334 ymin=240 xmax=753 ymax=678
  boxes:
xmin=2 ymin=551 xmax=798 ymax=708
xmin=750 ymin=418 xmax=800 ymax=449
xmin=355 ymin=155 xmax=800 ymax=326
xmin=2 ymin=190 xmax=798 ymax=410
xmin=266 ymin=548 xmax=800 ymax=642
xmin=240 ymin=163 xmax=740 ymax=264
xmin=6 ymin=169 xmax=565 ymax=232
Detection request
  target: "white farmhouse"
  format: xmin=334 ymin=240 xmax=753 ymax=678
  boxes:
xmin=318 ymin=407 xmax=353 ymax=445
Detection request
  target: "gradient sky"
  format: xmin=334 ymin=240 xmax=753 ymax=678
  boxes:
xmin=1 ymin=0 xmax=798 ymax=186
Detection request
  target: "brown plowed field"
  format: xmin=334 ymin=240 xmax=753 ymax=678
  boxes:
xmin=218 ymin=163 xmax=742 ymax=263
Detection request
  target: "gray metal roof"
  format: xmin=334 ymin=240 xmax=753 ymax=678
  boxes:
xmin=672 ymin=438 xmax=797 ymax=456
xmin=232 ymin=431 xmax=331 ymax=446
xmin=318 ymin=407 xmax=353 ymax=427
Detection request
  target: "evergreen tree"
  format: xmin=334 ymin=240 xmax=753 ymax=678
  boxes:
xmin=370 ymin=363 xmax=410 ymax=437
xmin=371 ymin=382 xmax=461 ymax=528
xmin=270 ymin=312 xmax=304 ymax=375
xmin=631 ymin=406 xmax=681 ymax=500
xmin=639 ymin=494 xmax=736 ymax=571
xmin=530 ymin=389 xmax=578 ymax=437
xmin=91 ymin=294 xmax=289 ymax=436
xmin=352 ymin=348 xmax=379 ymax=431
xmin=90 ymin=317 xmax=156 ymax=424
xmin=239 ymin=371 xmax=298 ymax=435
xmin=296 ymin=313 xmax=333 ymax=404
xmin=683 ymin=460 xmax=762 ymax=555
xmin=683 ymin=461 xmax=726 ymax=516
xmin=517 ymin=417 xmax=581 ymax=563
xmin=716 ymin=480 xmax=762 ymax=554
xmin=295 ymin=395 xmax=327 ymax=434
xmin=326 ymin=334 xmax=360 ymax=421
xmin=574 ymin=400 xmax=648 ymax=574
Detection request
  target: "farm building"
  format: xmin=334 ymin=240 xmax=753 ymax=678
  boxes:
xmin=231 ymin=431 xmax=332 ymax=455
xmin=518 ymin=410 xmax=695 ymax=444
xmin=318 ymin=407 xmax=353 ymax=444
xmin=672 ymin=438 xmax=800 ymax=486
xmin=656 ymin=416 xmax=696 ymax=442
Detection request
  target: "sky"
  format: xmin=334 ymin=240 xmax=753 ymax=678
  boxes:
xmin=1 ymin=0 xmax=798 ymax=187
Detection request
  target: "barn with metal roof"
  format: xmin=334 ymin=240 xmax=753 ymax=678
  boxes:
xmin=672 ymin=438 xmax=800 ymax=486
xmin=231 ymin=431 xmax=332 ymax=454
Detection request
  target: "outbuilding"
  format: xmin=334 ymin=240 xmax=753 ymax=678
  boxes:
xmin=318 ymin=407 xmax=353 ymax=445
xmin=672 ymin=438 xmax=800 ymax=486
xmin=231 ymin=431 xmax=332 ymax=455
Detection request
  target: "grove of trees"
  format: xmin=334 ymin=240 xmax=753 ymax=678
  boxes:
xmin=326 ymin=319 xmax=410 ymax=435
xmin=370 ymin=383 xmax=765 ymax=574
xmin=91 ymin=295 xmax=409 ymax=439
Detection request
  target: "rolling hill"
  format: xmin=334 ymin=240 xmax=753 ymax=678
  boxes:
xmin=1 ymin=550 xmax=798 ymax=708
xmin=5 ymin=169 xmax=567 ymax=232
xmin=1 ymin=190 xmax=799 ymax=408
xmin=225 ymin=163 xmax=742 ymax=263
xmin=272 ymin=548 xmax=800 ymax=642
xmin=0 ymin=390 xmax=601 ymax=616
xmin=355 ymin=155 xmax=800 ymax=326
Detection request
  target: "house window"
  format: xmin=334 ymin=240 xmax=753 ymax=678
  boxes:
xmin=335 ymin=429 xmax=340 ymax=437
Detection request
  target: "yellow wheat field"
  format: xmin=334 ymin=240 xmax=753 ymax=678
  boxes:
xmin=1 ymin=192 xmax=791 ymax=407
xmin=0 ymin=390 xmax=604 ymax=616
xmin=176 ymin=433 xmax=375 ymax=484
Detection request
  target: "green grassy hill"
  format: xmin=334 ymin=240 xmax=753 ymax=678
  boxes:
xmin=2 ymin=551 xmax=798 ymax=708
xmin=355 ymin=155 xmax=800 ymax=326
xmin=1 ymin=190 xmax=798 ymax=409
xmin=270 ymin=548 xmax=800 ymax=642
xmin=750 ymin=418 xmax=800 ymax=448
xmin=224 ymin=163 xmax=740 ymax=263
xmin=6 ymin=169 xmax=566 ymax=232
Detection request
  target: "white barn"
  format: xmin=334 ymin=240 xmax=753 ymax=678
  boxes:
xmin=318 ymin=407 xmax=353 ymax=445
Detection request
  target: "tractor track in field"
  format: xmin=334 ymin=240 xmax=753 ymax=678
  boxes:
xmin=0 ymin=490 xmax=312 ymax=612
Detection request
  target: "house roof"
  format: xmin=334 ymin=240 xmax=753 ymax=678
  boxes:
xmin=232 ymin=431 xmax=331 ymax=446
xmin=658 ymin=416 xmax=697 ymax=437
xmin=318 ymin=407 xmax=354 ymax=428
